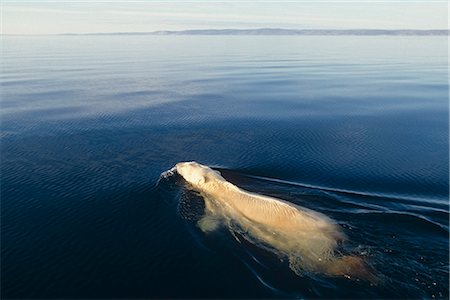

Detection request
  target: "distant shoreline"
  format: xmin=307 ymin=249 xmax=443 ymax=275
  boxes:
xmin=5 ymin=28 xmax=450 ymax=36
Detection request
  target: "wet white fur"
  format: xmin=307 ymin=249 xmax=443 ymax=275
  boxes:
xmin=175 ymin=161 xmax=348 ymax=275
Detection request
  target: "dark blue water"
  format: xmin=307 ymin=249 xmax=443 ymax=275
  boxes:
xmin=1 ymin=36 xmax=448 ymax=299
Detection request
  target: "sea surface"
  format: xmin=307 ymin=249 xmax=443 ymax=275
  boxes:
xmin=1 ymin=35 xmax=448 ymax=299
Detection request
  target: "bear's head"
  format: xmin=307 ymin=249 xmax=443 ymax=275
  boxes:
xmin=176 ymin=161 xmax=225 ymax=189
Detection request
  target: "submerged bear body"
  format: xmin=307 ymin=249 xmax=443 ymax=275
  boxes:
xmin=174 ymin=161 xmax=375 ymax=281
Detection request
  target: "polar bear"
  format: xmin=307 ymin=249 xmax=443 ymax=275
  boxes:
xmin=174 ymin=161 xmax=375 ymax=281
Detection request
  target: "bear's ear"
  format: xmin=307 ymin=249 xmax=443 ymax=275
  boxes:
xmin=195 ymin=174 xmax=206 ymax=185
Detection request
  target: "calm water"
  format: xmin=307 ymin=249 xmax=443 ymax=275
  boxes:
xmin=1 ymin=36 xmax=448 ymax=299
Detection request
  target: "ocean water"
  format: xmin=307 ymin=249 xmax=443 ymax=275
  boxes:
xmin=1 ymin=35 xmax=448 ymax=299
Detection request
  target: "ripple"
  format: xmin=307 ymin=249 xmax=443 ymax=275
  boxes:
xmin=223 ymin=170 xmax=448 ymax=206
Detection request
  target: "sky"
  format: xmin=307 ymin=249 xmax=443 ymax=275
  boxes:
xmin=2 ymin=1 xmax=448 ymax=34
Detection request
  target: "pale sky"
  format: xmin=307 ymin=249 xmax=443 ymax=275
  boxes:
xmin=2 ymin=1 xmax=448 ymax=34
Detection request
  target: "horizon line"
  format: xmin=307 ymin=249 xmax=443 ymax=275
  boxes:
xmin=4 ymin=28 xmax=449 ymax=36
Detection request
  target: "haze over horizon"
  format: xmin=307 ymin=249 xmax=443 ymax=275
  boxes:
xmin=3 ymin=1 xmax=448 ymax=35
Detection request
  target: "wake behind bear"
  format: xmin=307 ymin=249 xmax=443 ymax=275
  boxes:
xmin=173 ymin=161 xmax=376 ymax=282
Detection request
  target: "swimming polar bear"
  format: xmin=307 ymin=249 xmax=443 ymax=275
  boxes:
xmin=174 ymin=161 xmax=375 ymax=281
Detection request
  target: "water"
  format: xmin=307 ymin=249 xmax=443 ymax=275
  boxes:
xmin=1 ymin=36 xmax=448 ymax=299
